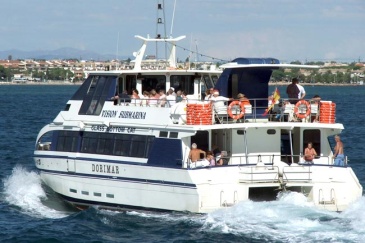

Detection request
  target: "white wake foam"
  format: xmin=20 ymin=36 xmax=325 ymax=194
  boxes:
xmin=203 ymin=192 xmax=365 ymax=242
xmin=3 ymin=165 xmax=68 ymax=219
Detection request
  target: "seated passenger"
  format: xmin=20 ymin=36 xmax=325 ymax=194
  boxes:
xmin=149 ymin=89 xmax=159 ymax=106
xmin=302 ymin=142 xmax=317 ymax=164
xmin=210 ymin=90 xmax=232 ymax=112
xmin=130 ymin=89 xmax=140 ymax=106
xmin=216 ymin=151 xmax=228 ymax=166
xmin=158 ymin=89 xmax=167 ymax=107
xmin=206 ymin=151 xmax=216 ymax=166
xmin=237 ymin=93 xmax=250 ymax=106
xmin=310 ymin=95 xmax=321 ymax=122
xmin=113 ymin=90 xmax=131 ymax=105
xmin=140 ymin=91 xmax=150 ymax=106
xmin=166 ymin=88 xmax=176 ymax=106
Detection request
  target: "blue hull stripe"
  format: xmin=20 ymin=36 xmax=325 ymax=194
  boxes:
xmin=39 ymin=169 xmax=197 ymax=189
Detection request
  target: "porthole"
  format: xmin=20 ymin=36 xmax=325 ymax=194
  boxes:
xmin=267 ymin=129 xmax=276 ymax=135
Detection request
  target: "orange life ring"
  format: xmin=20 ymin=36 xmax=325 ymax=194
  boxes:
xmin=228 ymin=101 xmax=245 ymax=119
xmin=294 ymin=100 xmax=311 ymax=119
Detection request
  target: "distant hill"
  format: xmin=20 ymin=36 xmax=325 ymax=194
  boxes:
xmin=0 ymin=47 xmax=128 ymax=61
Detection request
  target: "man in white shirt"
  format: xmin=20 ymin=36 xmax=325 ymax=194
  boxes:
xmin=295 ymin=79 xmax=306 ymax=99
xmin=209 ymin=90 xmax=232 ymax=112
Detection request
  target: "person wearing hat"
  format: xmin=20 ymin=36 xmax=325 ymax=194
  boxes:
xmin=237 ymin=93 xmax=250 ymax=106
xmin=210 ymin=90 xmax=232 ymax=111
xmin=169 ymin=87 xmax=176 ymax=96
xmin=189 ymin=143 xmax=206 ymax=163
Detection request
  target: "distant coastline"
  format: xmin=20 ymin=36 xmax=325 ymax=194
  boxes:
xmin=0 ymin=81 xmax=362 ymax=86
xmin=0 ymin=81 xmax=82 ymax=85
xmin=269 ymin=82 xmax=362 ymax=86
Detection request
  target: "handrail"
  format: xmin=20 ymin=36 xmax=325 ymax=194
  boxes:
xmin=111 ymin=97 xmax=336 ymax=125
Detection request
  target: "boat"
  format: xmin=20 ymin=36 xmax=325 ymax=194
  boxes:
xmin=34 ymin=32 xmax=362 ymax=213
xmin=12 ymin=77 xmax=28 ymax=83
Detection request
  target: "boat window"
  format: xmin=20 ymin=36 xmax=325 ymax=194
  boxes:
xmin=236 ymin=130 xmax=245 ymax=135
xmin=55 ymin=131 xmax=79 ymax=152
xmin=130 ymin=136 xmax=147 ymax=158
xmin=159 ymin=131 xmax=168 ymax=137
xmin=141 ymin=75 xmax=166 ymax=92
xmin=170 ymin=75 xmax=195 ymax=94
xmin=36 ymin=131 xmax=54 ymax=151
xmin=96 ymin=133 xmax=115 ymax=155
xmin=203 ymin=75 xmax=214 ymax=89
xmin=125 ymin=75 xmax=136 ymax=93
xmin=211 ymin=75 xmax=219 ymax=85
xmin=64 ymin=104 xmax=71 ymax=111
xmin=169 ymin=132 xmax=178 ymax=138
xmin=81 ymin=132 xmax=99 ymax=153
xmin=147 ymin=138 xmax=183 ymax=167
xmin=78 ymin=75 xmax=117 ymax=116
xmin=84 ymin=132 xmax=154 ymax=158
xmin=117 ymin=77 xmax=124 ymax=95
xmin=267 ymin=129 xmax=276 ymax=135
xmin=303 ymin=129 xmax=321 ymax=155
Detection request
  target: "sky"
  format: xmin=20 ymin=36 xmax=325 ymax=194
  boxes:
xmin=1 ymin=0 xmax=364 ymax=63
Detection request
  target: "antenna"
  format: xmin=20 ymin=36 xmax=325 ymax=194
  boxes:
xmin=116 ymin=32 xmax=120 ymax=70
xmin=195 ymin=39 xmax=199 ymax=63
xmin=170 ymin=0 xmax=177 ymax=37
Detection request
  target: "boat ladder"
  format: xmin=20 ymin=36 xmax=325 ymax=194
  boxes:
xmin=319 ymin=188 xmax=337 ymax=205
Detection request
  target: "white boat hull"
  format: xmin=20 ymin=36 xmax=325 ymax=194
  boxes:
xmin=36 ymin=156 xmax=362 ymax=213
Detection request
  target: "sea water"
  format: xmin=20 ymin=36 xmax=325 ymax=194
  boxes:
xmin=1 ymin=85 xmax=365 ymax=242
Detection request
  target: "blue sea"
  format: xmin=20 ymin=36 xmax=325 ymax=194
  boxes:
xmin=1 ymin=84 xmax=365 ymax=243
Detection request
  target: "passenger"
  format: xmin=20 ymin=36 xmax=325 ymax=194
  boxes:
xmin=206 ymin=151 xmax=216 ymax=166
xmin=303 ymin=142 xmax=317 ymax=163
xmin=166 ymin=88 xmax=176 ymax=106
xmin=333 ymin=135 xmax=345 ymax=166
xmin=131 ymin=89 xmax=140 ymax=106
xmin=140 ymin=91 xmax=150 ymax=106
xmin=169 ymin=87 xmax=176 ymax=97
xmin=188 ymin=143 xmax=206 ymax=163
xmin=216 ymin=151 xmax=228 ymax=166
xmin=114 ymin=90 xmax=131 ymax=105
xmin=286 ymin=78 xmax=300 ymax=104
xmin=204 ymin=89 xmax=211 ymax=101
xmin=204 ymin=88 xmax=214 ymax=101
xmin=176 ymin=90 xmax=183 ymax=103
xmin=237 ymin=93 xmax=250 ymax=106
xmin=181 ymin=91 xmax=188 ymax=102
xmin=158 ymin=89 xmax=167 ymax=107
xmin=311 ymin=94 xmax=321 ymax=122
xmin=149 ymin=89 xmax=159 ymax=106
xmin=212 ymin=144 xmax=221 ymax=157
xmin=312 ymin=94 xmax=321 ymax=102
xmin=296 ymin=79 xmax=306 ymax=100
xmin=210 ymin=90 xmax=232 ymax=112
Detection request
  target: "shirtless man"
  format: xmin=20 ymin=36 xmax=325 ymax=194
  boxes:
xmin=189 ymin=143 xmax=206 ymax=162
xmin=333 ymin=135 xmax=345 ymax=166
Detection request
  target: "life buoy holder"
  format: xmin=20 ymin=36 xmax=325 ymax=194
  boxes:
xmin=227 ymin=101 xmax=245 ymax=119
xmin=294 ymin=100 xmax=311 ymax=119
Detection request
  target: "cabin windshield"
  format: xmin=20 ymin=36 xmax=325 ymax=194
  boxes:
xmin=170 ymin=75 xmax=195 ymax=94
